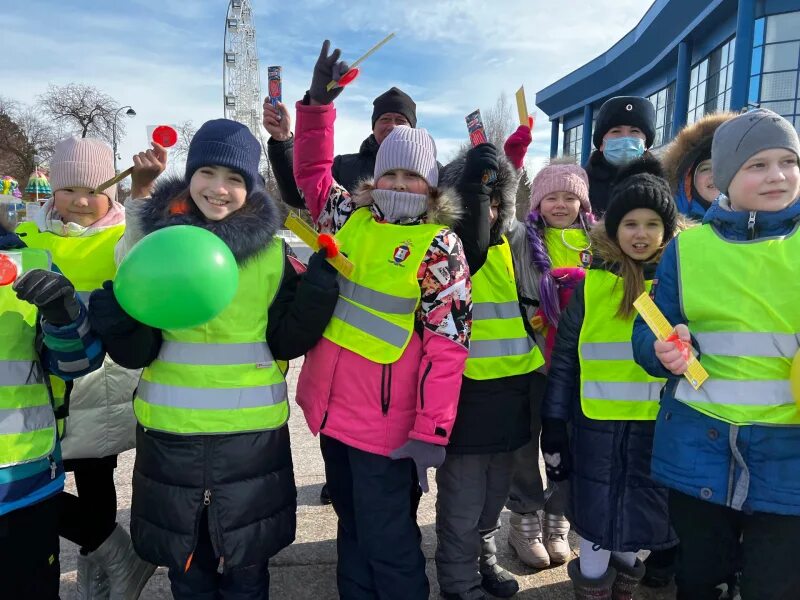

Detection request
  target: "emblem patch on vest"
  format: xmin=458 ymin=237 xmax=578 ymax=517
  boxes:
xmin=390 ymin=241 xmax=412 ymax=267
xmin=580 ymin=251 xmax=592 ymax=268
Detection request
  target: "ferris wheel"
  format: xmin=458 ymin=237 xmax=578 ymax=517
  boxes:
xmin=223 ymin=0 xmax=264 ymax=140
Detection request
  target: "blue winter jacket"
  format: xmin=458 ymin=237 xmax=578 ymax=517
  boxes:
xmin=0 ymin=229 xmax=105 ymax=517
xmin=674 ymin=185 xmax=710 ymax=222
xmin=632 ymin=197 xmax=800 ymax=516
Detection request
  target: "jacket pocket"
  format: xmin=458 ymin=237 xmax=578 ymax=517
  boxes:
xmin=419 ymin=361 xmax=432 ymax=410
xmin=381 ymin=364 xmax=394 ymax=416
xmin=651 ymin=405 xmax=700 ymax=477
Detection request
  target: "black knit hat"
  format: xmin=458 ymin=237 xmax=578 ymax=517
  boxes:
xmin=186 ymin=119 xmax=262 ymax=192
xmin=372 ymin=87 xmax=417 ymax=129
xmin=604 ymin=155 xmax=678 ymax=240
xmin=593 ymin=96 xmax=657 ymax=149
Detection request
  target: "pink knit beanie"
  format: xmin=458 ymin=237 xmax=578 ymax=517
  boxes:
xmin=529 ymin=161 xmax=590 ymax=213
xmin=50 ymin=137 xmax=116 ymax=203
xmin=374 ymin=126 xmax=438 ymax=187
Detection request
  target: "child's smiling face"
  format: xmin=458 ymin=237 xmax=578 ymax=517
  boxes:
xmin=539 ymin=191 xmax=581 ymax=228
xmin=616 ymin=208 xmax=665 ymax=261
xmin=190 ymin=165 xmax=247 ymax=221
xmin=53 ymin=188 xmax=111 ymax=227
xmin=727 ymin=149 xmax=800 ymax=212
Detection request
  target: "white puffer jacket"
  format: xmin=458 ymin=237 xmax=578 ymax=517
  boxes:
xmin=61 ymin=355 xmax=140 ymax=460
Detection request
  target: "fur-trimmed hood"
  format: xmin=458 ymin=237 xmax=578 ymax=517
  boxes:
xmin=139 ymin=175 xmax=280 ymax=265
xmin=350 ymin=180 xmax=463 ymax=228
xmin=661 ymin=112 xmax=737 ymax=192
xmin=438 ymin=148 xmax=519 ymax=238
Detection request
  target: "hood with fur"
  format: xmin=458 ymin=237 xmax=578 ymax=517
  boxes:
xmin=139 ymin=175 xmax=280 ymax=265
xmin=661 ymin=112 xmax=737 ymax=192
xmin=438 ymin=148 xmax=519 ymax=239
xmin=351 ymin=180 xmax=463 ymax=227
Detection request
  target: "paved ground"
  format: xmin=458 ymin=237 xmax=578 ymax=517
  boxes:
xmin=58 ymin=361 xmax=676 ymax=599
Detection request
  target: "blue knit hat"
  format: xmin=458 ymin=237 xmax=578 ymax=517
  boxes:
xmin=185 ymin=119 xmax=261 ymax=191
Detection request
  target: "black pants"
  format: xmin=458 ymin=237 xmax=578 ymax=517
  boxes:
xmin=168 ymin=509 xmax=270 ymax=600
xmin=60 ymin=458 xmax=117 ymax=552
xmin=0 ymin=495 xmax=61 ymax=599
xmin=669 ymin=490 xmax=800 ymax=600
xmin=321 ymin=434 xmax=428 ymax=600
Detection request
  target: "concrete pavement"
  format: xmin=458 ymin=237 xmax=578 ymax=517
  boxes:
xmin=58 ymin=361 xmax=676 ymax=599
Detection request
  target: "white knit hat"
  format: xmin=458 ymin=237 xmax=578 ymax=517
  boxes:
xmin=49 ymin=137 xmax=116 ymax=203
xmin=373 ymin=126 xmax=438 ymax=187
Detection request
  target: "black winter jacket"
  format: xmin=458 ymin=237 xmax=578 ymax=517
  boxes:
xmin=104 ymin=178 xmax=339 ymax=571
xmin=542 ymin=259 xmax=677 ymax=552
xmin=584 ymin=150 xmax=619 ymax=216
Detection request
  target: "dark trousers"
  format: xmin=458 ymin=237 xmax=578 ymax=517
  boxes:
xmin=669 ymin=490 xmax=800 ymax=600
xmin=60 ymin=459 xmax=117 ymax=552
xmin=321 ymin=434 xmax=428 ymax=600
xmin=168 ymin=509 xmax=270 ymax=600
xmin=0 ymin=494 xmax=61 ymax=599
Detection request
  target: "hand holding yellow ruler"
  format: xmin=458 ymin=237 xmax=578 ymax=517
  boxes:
xmin=633 ymin=292 xmax=708 ymax=390
xmin=284 ymin=211 xmax=354 ymax=278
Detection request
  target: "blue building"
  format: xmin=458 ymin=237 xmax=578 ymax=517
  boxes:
xmin=536 ymin=0 xmax=800 ymax=163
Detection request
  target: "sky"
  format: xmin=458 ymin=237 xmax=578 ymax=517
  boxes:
xmin=2 ymin=0 xmax=651 ymax=176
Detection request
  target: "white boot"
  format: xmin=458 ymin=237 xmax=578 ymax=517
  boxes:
xmin=88 ymin=524 xmax=156 ymax=600
xmin=543 ymin=512 xmax=571 ymax=564
xmin=76 ymin=552 xmax=110 ymax=599
xmin=508 ymin=512 xmax=550 ymax=569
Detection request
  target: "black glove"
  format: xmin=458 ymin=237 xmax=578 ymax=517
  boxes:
xmin=460 ymin=143 xmax=499 ymax=188
xmin=540 ymin=418 xmax=571 ymax=482
xmin=88 ymin=280 xmax=138 ymax=336
xmin=304 ymin=247 xmax=339 ymax=290
xmin=308 ymin=40 xmax=350 ymax=105
xmin=13 ymin=269 xmax=80 ymax=325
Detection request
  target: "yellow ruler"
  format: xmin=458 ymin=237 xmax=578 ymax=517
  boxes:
xmin=633 ymin=292 xmax=708 ymax=390
xmin=326 ymin=33 xmax=396 ymax=92
xmin=515 ymin=86 xmax=529 ymax=126
xmin=284 ymin=211 xmax=354 ymax=278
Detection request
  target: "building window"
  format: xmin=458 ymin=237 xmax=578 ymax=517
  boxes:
xmin=751 ymin=13 xmax=800 ymax=131
xmin=688 ymin=38 xmax=736 ymax=124
xmin=563 ymin=124 xmax=583 ymax=159
xmin=647 ymin=82 xmax=676 ymax=147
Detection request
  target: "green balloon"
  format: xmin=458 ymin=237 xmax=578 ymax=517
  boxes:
xmin=115 ymin=225 xmax=239 ymax=330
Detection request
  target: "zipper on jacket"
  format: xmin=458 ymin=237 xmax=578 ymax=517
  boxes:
xmin=49 ymin=456 xmax=57 ymax=480
xmin=747 ymin=211 xmax=757 ymax=240
xmin=419 ymin=362 xmax=432 ymax=410
xmin=203 ymin=489 xmax=211 ymax=506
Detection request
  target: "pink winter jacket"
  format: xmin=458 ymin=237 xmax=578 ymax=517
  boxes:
xmin=293 ymin=101 xmax=471 ymax=457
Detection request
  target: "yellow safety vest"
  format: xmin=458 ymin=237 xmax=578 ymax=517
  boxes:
xmin=0 ymin=248 xmax=58 ymax=468
xmin=322 ymin=208 xmax=445 ymax=364
xmin=16 ymin=222 xmax=125 ymax=437
xmin=675 ymin=224 xmax=800 ymax=426
xmin=465 ymin=237 xmax=544 ymax=380
xmin=578 ymin=270 xmax=665 ymax=420
xmin=544 ymin=227 xmax=592 ymax=269
xmin=134 ymin=239 xmax=289 ymax=435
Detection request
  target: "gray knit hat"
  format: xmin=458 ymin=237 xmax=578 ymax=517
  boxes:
xmin=373 ymin=126 xmax=438 ymax=187
xmin=712 ymin=109 xmax=800 ymax=195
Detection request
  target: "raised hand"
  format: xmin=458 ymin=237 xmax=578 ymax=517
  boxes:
xmin=308 ymin=40 xmax=350 ymax=105
xmin=131 ymin=142 xmax=168 ymax=200
xmin=263 ymin=100 xmax=292 ymax=142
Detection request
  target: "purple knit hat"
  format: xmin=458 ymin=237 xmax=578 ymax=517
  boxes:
xmin=50 ymin=137 xmax=116 ymax=203
xmin=529 ymin=162 xmax=590 ymax=214
xmin=374 ymin=126 xmax=438 ymax=187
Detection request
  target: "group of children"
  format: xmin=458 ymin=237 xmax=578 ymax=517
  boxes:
xmin=2 ymin=37 xmax=799 ymax=600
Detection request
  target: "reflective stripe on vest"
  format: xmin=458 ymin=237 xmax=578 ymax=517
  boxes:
xmin=578 ymin=270 xmax=665 ymax=420
xmin=465 ymin=237 xmax=544 ymax=380
xmin=675 ymin=224 xmax=800 ymax=425
xmin=322 ymin=208 xmax=445 ymax=364
xmin=134 ymin=239 xmax=289 ymax=435
xmin=0 ymin=248 xmax=57 ymax=468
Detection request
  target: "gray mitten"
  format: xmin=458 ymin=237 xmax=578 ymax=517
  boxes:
xmin=389 ymin=439 xmax=446 ymax=493
xmin=308 ymin=40 xmax=350 ymax=105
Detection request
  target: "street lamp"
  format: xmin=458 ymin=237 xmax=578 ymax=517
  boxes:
xmin=112 ymin=105 xmax=136 ymax=174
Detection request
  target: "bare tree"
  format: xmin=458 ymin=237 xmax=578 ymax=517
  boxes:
xmin=37 ymin=83 xmax=123 ymax=144
xmin=482 ymin=91 xmax=517 ymax=150
xmin=171 ymin=120 xmax=197 ymax=161
xmin=0 ymin=97 xmax=57 ymax=184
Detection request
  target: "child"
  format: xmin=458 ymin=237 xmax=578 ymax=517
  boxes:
xmin=89 ymin=118 xmax=340 ymax=599
xmin=16 ymin=136 xmax=162 ymax=597
xmin=0 ymin=218 xmax=104 ymax=599
xmin=501 ymin=127 xmax=595 ymax=569
xmin=661 ymin=112 xmax=736 ymax=220
xmin=292 ymin=41 xmax=471 ymax=600
xmin=542 ymin=155 xmax=681 ymax=599
xmin=433 ymin=143 xmax=542 ymax=599
xmin=633 ymin=108 xmax=800 ymax=600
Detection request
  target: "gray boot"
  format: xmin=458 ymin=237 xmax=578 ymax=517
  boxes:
xmin=479 ymin=530 xmax=519 ymax=598
xmin=88 ymin=524 xmax=156 ymax=600
xmin=610 ymin=557 xmax=645 ymax=600
xmin=76 ymin=552 xmax=110 ymax=599
xmin=567 ymin=559 xmax=616 ymax=600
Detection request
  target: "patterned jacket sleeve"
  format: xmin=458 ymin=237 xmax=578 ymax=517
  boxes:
xmin=409 ymin=228 xmax=472 ymax=445
xmin=41 ymin=298 xmax=105 ymax=380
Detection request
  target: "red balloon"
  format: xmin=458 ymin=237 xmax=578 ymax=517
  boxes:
xmin=0 ymin=254 xmax=18 ymax=286
xmin=152 ymin=125 xmax=178 ymax=148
